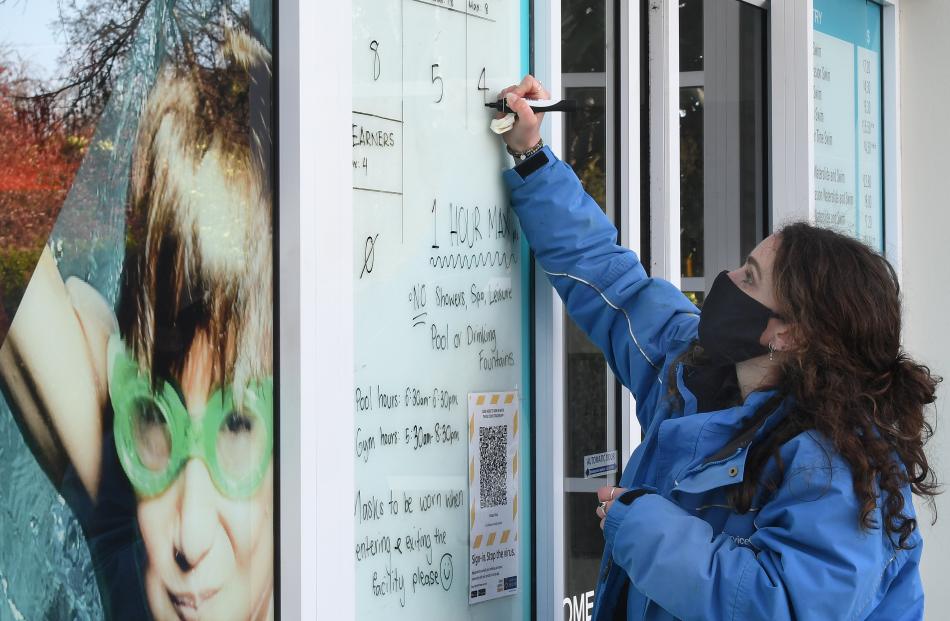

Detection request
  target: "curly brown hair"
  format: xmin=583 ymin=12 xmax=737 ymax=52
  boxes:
xmin=681 ymin=223 xmax=940 ymax=549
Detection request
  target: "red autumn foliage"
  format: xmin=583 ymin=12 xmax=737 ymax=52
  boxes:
xmin=0 ymin=62 xmax=93 ymax=335
xmin=0 ymin=63 xmax=89 ymax=248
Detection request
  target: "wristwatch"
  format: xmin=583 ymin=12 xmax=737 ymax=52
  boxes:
xmin=507 ymin=137 xmax=544 ymax=162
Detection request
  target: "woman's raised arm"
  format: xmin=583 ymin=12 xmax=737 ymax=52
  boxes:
xmin=496 ymin=76 xmax=698 ymax=416
xmin=0 ymin=245 xmax=114 ymax=499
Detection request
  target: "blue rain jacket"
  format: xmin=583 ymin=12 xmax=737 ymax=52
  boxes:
xmin=503 ymin=147 xmax=924 ymax=621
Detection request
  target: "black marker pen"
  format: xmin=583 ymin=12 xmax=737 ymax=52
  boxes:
xmin=485 ymin=98 xmax=578 ymax=114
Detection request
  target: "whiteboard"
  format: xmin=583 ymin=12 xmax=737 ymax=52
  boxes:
xmin=351 ymin=1 xmax=527 ymax=619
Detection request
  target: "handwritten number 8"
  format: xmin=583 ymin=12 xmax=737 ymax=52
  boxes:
xmin=370 ymin=40 xmax=381 ymax=81
xmin=431 ymin=64 xmax=444 ymax=103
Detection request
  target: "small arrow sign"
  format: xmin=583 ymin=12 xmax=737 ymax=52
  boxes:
xmin=583 ymin=450 xmax=618 ymax=479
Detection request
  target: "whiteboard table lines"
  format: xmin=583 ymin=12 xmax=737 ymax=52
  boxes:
xmin=353 ymin=110 xmax=404 ymax=124
xmin=352 ymin=107 xmax=405 ymax=243
xmin=354 ymin=187 xmax=404 ymax=196
xmin=409 ymin=0 xmax=497 ymax=23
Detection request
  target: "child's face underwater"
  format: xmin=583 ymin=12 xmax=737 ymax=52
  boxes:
xmin=137 ymin=332 xmax=274 ymax=621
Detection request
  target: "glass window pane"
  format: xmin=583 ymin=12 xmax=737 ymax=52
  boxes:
xmin=562 ymin=81 xmax=608 ymax=601
xmin=565 ymin=325 xmax=607 ymax=476
xmin=564 ymin=492 xmax=605 ymax=607
xmin=679 ymin=1 xmax=767 ymax=296
xmin=561 ymin=0 xmax=612 ymax=601
xmin=680 ymin=86 xmax=705 ymax=280
xmin=562 ymin=0 xmax=606 ymax=73
xmin=564 ymin=87 xmax=608 ymax=210
xmin=680 ymin=0 xmax=704 ymax=71
xmin=738 ymin=3 xmax=768 ymax=263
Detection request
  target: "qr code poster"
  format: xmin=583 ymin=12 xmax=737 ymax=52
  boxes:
xmin=468 ymin=391 xmax=520 ymax=605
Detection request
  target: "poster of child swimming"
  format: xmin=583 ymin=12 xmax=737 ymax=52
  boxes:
xmin=0 ymin=1 xmax=276 ymax=619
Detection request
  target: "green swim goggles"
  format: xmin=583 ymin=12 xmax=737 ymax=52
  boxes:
xmin=108 ymin=335 xmax=273 ymax=499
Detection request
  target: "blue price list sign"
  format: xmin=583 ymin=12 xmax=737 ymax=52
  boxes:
xmin=813 ymin=0 xmax=884 ymax=252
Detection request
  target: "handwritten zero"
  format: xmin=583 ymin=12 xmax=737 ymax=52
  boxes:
xmin=361 ymin=234 xmax=379 ymax=279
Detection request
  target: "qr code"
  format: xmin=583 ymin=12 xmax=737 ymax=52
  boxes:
xmin=479 ymin=424 xmax=508 ymax=508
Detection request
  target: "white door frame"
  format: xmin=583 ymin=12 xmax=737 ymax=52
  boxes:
xmin=531 ymin=0 xmax=566 ymax=618
xmin=648 ymin=0 xmax=681 ymax=286
xmin=279 ymin=0 xmax=354 ymax=618
xmin=617 ymin=0 xmax=643 ymax=471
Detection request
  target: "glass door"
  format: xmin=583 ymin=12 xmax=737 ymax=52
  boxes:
xmin=560 ymin=0 xmax=620 ymax=616
xmin=679 ymin=0 xmax=769 ymax=305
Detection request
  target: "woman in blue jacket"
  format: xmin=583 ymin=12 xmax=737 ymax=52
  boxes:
xmin=495 ymin=76 xmax=940 ymax=620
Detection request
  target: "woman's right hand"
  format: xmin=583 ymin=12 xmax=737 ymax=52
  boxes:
xmin=495 ymin=74 xmax=550 ymax=153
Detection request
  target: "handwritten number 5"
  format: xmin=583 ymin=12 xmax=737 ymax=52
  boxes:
xmin=431 ymin=64 xmax=444 ymax=103
xmin=370 ymin=40 xmax=381 ymax=81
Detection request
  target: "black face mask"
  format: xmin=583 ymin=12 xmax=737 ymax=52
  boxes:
xmin=698 ymin=270 xmax=782 ymax=365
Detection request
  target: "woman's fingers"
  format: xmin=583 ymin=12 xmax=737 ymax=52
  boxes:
xmin=595 ymin=486 xmax=628 ymax=530
xmin=596 ymin=501 xmax=611 ymax=530
xmin=495 ymin=85 xmax=517 ymax=119
xmin=597 ymin=486 xmax=627 ymax=502
xmin=508 ymin=75 xmax=533 ymax=98
xmin=516 ymin=74 xmax=549 ymax=100
xmin=496 ymin=74 xmax=550 ymax=112
xmin=505 ymin=93 xmax=538 ymax=126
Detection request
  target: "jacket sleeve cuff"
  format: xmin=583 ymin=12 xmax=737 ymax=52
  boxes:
xmin=604 ymin=489 xmax=654 ymax=550
xmin=502 ymin=145 xmax=560 ymax=190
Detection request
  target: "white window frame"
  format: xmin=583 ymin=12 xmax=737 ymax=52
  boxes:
xmin=617 ymin=0 xmax=642 ymax=474
xmin=280 ymin=0 xmax=354 ymax=618
xmin=769 ymin=0 xmax=816 ymax=229
xmin=770 ymin=0 xmax=901 ymax=272
xmin=881 ymin=1 xmax=902 ymax=274
xmin=531 ymin=1 xmax=566 ymax=618
xmin=648 ymin=0 xmax=681 ymax=287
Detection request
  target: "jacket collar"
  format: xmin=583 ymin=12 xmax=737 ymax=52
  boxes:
xmin=669 ymin=363 xmax=793 ymax=495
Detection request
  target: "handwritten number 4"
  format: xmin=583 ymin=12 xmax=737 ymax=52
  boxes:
xmin=432 ymin=64 xmax=444 ymax=103
xmin=478 ymin=67 xmax=489 ymax=103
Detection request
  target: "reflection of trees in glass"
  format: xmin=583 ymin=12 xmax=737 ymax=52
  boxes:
xmin=562 ymin=0 xmax=606 ymax=73
xmin=1 ymin=0 xmax=253 ymax=127
xmin=680 ymin=87 xmax=704 ymax=278
xmin=679 ymin=0 xmax=704 ymax=72
xmin=683 ymin=290 xmax=704 ymax=307
xmin=566 ymin=90 xmax=607 ymax=210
